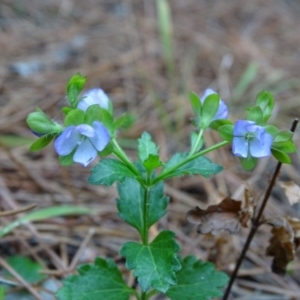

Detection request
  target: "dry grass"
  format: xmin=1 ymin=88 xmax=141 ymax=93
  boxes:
xmin=0 ymin=0 xmax=300 ymax=299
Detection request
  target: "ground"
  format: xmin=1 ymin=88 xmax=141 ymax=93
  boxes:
xmin=0 ymin=0 xmax=300 ymax=299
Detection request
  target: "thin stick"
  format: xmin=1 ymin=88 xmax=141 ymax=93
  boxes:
xmin=223 ymin=118 xmax=299 ymax=300
xmin=0 ymin=256 xmax=43 ymax=300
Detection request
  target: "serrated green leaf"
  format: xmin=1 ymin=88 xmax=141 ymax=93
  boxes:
xmin=88 ymin=159 xmax=136 ymax=186
xmin=66 ymin=73 xmax=86 ymax=108
xmin=265 ymin=125 xmax=279 ymax=137
xmin=138 ymin=132 xmax=159 ymax=162
xmin=209 ymin=119 xmax=233 ymax=131
xmin=30 ymin=134 xmax=54 ymax=151
xmin=117 ymin=179 xmax=169 ymax=235
xmin=56 ymin=258 xmax=133 ymax=300
xmin=0 ymin=206 xmax=92 ymax=238
xmin=166 ymin=256 xmax=229 ymax=300
xmin=143 ymin=154 xmax=164 ymax=171
xmin=189 ymin=92 xmax=201 ymax=118
xmin=272 ymin=140 xmax=297 ymax=153
xmin=120 ymin=231 xmax=180 ymax=292
xmin=271 ymin=148 xmax=292 ymax=164
xmin=274 ymin=131 xmax=293 ymax=143
xmin=162 ymin=153 xmax=222 ymax=179
xmin=245 ymin=105 xmax=263 ymax=124
xmin=6 ymin=256 xmax=46 ymax=284
xmin=218 ymin=124 xmax=234 ymax=141
xmin=239 ymin=155 xmax=258 ymax=171
xmin=26 ymin=110 xmax=62 ymax=134
xmin=201 ymin=94 xmax=220 ymax=128
xmin=84 ymin=104 xmax=102 ymax=125
xmin=64 ymin=109 xmax=85 ymax=126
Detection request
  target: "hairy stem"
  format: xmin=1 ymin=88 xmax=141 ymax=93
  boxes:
xmin=222 ymin=118 xmax=299 ymax=300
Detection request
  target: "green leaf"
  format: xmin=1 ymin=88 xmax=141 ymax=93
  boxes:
xmin=56 ymin=258 xmax=133 ymax=300
xmin=189 ymin=92 xmax=201 ymax=118
xmin=65 ymin=109 xmax=85 ymax=126
xmin=200 ymin=94 xmax=220 ymax=127
xmin=138 ymin=132 xmax=159 ymax=162
xmin=117 ymin=179 xmax=169 ymax=235
xmin=143 ymin=154 xmax=164 ymax=172
xmin=88 ymin=159 xmax=136 ymax=186
xmin=59 ymin=151 xmax=75 ymax=166
xmin=99 ymin=109 xmax=114 ymax=133
xmin=209 ymin=119 xmax=233 ymax=131
xmin=218 ymin=124 xmax=234 ymax=141
xmin=271 ymin=148 xmax=292 ymax=164
xmin=239 ymin=155 xmax=258 ymax=171
xmin=162 ymin=153 xmax=223 ymax=179
xmin=190 ymin=132 xmax=204 ymax=153
xmin=0 ymin=206 xmax=93 ymax=238
xmin=98 ymin=141 xmax=114 ymax=156
xmin=256 ymin=90 xmax=274 ymax=123
xmin=26 ymin=110 xmax=62 ymax=134
xmin=166 ymin=256 xmax=229 ymax=300
xmin=265 ymin=125 xmax=279 ymax=137
xmin=0 ymin=286 xmax=5 ymax=300
xmin=66 ymin=73 xmax=86 ymax=108
xmin=113 ymin=114 xmax=136 ymax=130
xmin=274 ymin=131 xmax=293 ymax=143
xmin=6 ymin=256 xmax=46 ymax=284
xmin=120 ymin=231 xmax=180 ymax=292
xmin=272 ymin=140 xmax=297 ymax=153
xmin=84 ymin=104 xmax=103 ymax=125
xmin=62 ymin=107 xmax=72 ymax=115
xmin=245 ymin=105 xmax=263 ymax=124
xmin=30 ymin=134 xmax=54 ymax=151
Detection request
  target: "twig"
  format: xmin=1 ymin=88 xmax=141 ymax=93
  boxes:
xmin=223 ymin=118 xmax=299 ymax=300
xmin=0 ymin=256 xmax=43 ymax=300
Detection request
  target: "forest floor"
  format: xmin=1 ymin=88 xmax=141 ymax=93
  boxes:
xmin=0 ymin=1 xmax=300 ymax=299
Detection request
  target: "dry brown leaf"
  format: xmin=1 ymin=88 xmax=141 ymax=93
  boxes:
xmin=239 ymin=185 xmax=256 ymax=227
xmin=187 ymin=197 xmax=242 ymax=235
xmin=266 ymin=217 xmax=300 ymax=274
xmin=187 ymin=188 xmax=256 ymax=235
xmin=279 ymin=181 xmax=300 ymax=205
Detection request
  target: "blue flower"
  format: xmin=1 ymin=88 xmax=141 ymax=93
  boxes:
xmin=232 ymin=120 xmax=273 ymax=158
xmin=200 ymin=89 xmax=228 ymax=121
xmin=54 ymin=121 xmax=110 ymax=166
xmin=77 ymin=88 xmax=110 ymax=112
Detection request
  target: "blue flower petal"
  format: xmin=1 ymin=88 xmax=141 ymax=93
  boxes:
xmin=73 ymin=138 xmax=97 ymax=166
xmin=250 ymin=132 xmax=273 ymax=158
xmin=77 ymin=88 xmax=109 ymax=111
xmin=54 ymin=126 xmax=79 ymax=156
xmin=76 ymin=124 xmax=95 ymax=138
xmin=234 ymin=120 xmax=255 ymax=136
xmin=200 ymin=88 xmax=217 ymax=102
xmin=90 ymin=121 xmax=110 ymax=151
xmin=200 ymin=88 xmax=228 ymax=121
xmin=232 ymin=137 xmax=249 ymax=158
xmin=213 ymin=100 xmax=228 ymax=120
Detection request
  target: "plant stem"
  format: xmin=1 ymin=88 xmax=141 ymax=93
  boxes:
xmin=141 ymin=291 xmax=147 ymax=300
xmin=152 ymin=140 xmax=229 ymax=185
xmin=189 ymin=128 xmax=204 ymax=156
xmin=222 ymin=118 xmax=298 ymax=300
xmin=142 ymin=186 xmax=150 ymax=245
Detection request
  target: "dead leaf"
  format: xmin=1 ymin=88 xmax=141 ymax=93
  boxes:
xmin=239 ymin=185 xmax=256 ymax=227
xmin=279 ymin=181 xmax=300 ymax=205
xmin=266 ymin=217 xmax=300 ymax=274
xmin=187 ymin=187 xmax=256 ymax=235
xmin=187 ymin=197 xmax=242 ymax=235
